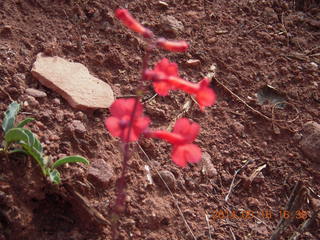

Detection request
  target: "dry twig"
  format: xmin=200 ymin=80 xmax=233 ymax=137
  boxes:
xmin=225 ymin=160 xmax=252 ymax=202
xmin=214 ymin=77 xmax=299 ymax=127
xmin=0 ymin=86 xmax=13 ymax=102
xmin=205 ymin=212 xmax=213 ymax=240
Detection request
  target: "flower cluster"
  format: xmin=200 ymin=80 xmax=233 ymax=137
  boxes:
xmin=105 ymin=9 xmax=217 ymax=167
xmin=144 ymin=58 xmax=216 ymax=111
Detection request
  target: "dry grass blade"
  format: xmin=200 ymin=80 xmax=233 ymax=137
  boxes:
xmin=167 ymin=97 xmax=192 ymax=131
xmin=214 ymin=77 xmax=299 ymax=126
xmin=225 ymin=160 xmax=252 ymax=202
xmin=137 ymin=143 xmax=197 ymax=240
xmin=249 ymin=164 xmax=267 ymax=183
xmin=205 ymin=212 xmax=213 ymax=240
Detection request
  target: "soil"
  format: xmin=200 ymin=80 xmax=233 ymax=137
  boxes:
xmin=0 ymin=0 xmax=320 ymax=239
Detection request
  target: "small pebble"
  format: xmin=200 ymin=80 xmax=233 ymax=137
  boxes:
xmin=53 ymin=98 xmax=61 ymax=105
xmin=26 ymin=96 xmax=39 ymax=107
xmin=25 ymin=88 xmax=47 ymax=98
xmin=207 ymin=37 xmax=217 ymax=44
xmin=153 ymin=170 xmax=176 ymax=190
xmin=186 ymin=59 xmax=201 ymax=68
xmin=201 ymin=152 xmax=218 ymax=178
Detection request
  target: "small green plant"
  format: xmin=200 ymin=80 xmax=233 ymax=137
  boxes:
xmin=1 ymin=101 xmax=89 ymax=184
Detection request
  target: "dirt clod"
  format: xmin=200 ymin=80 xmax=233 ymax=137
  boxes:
xmin=300 ymin=121 xmax=320 ymax=163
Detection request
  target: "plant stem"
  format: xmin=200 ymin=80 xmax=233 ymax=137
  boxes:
xmin=111 ymin=40 xmax=153 ymax=239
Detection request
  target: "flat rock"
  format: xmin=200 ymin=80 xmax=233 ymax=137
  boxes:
xmin=300 ymin=121 xmax=320 ymax=163
xmin=31 ymin=53 xmax=114 ymax=110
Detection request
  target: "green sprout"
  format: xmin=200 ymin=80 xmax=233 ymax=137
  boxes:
xmin=1 ymin=102 xmax=89 ymax=184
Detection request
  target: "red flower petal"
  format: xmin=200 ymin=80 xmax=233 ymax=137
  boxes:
xmin=133 ymin=116 xmax=150 ymax=136
xmin=106 ymin=98 xmax=150 ymax=142
xmin=155 ymin=58 xmax=179 ymax=77
xmin=172 ymin=144 xmax=202 ymax=167
xmin=110 ymin=98 xmax=143 ymax=118
xmin=196 ymin=78 xmax=216 ymax=110
xmin=173 ymin=118 xmax=200 ymax=143
xmin=153 ymin=81 xmax=171 ymax=96
xmin=105 ymin=116 xmax=122 ymax=138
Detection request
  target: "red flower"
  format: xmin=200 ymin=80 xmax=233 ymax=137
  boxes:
xmin=146 ymin=118 xmax=202 ymax=167
xmin=115 ymin=9 xmax=153 ymax=38
xmin=172 ymin=144 xmax=201 ymax=167
xmin=156 ymin=38 xmax=188 ymax=52
xmin=195 ymin=78 xmax=217 ymax=111
xmin=144 ymin=58 xmax=179 ymax=96
xmin=105 ymin=98 xmax=150 ymax=142
xmin=145 ymin=58 xmax=216 ymax=110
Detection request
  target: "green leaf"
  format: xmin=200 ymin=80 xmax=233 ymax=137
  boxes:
xmin=21 ymin=143 xmax=46 ymax=173
xmin=16 ymin=118 xmax=35 ymax=128
xmin=20 ymin=128 xmax=43 ymax=153
xmin=2 ymin=102 xmax=20 ymax=133
xmin=9 ymin=149 xmax=28 ymax=155
xmin=48 ymin=169 xmax=61 ymax=184
xmin=51 ymin=155 xmax=89 ymax=169
xmin=32 ymin=134 xmax=43 ymax=153
xmin=4 ymin=128 xmax=29 ymax=146
xmin=21 ymin=129 xmax=35 ymax=146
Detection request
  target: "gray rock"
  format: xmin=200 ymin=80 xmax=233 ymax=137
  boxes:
xmin=72 ymin=120 xmax=86 ymax=134
xmin=87 ymin=159 xmax=114 ymax=187
xmin=153 ymin=170 xmax=176 ymax=190
xmin=161 ymin=15 xmax=184 ymax=35
xmin=66 ymin=120 xmax=86 ymax=136
xmin=26 ymin=95 xmax=39 ymax=107
xmin=53 ymin=98 xmax=61 ymax=105
xmin=25 ymin=88 xmax=47 ymax=98
xmin=300 ymin=121 xmax=320 ymax=163
xmin=201 ymin=152 xmax=218 ymax=178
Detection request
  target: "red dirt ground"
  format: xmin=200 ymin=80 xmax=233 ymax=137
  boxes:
xmin=0 ymin=0 xmax=319 ymax=239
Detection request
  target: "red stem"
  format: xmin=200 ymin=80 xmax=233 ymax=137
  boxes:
xmin=111 ymin=40 xmax=153 ymax=239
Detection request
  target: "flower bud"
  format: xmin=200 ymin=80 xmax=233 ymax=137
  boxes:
xmin=115 ymin=9 xmax=153 ymax=38
xmin=156 ymin=38 xmax=188 ymax=52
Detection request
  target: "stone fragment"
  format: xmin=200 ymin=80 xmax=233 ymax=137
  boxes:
xmin=201 ymin=152 xmax=218 ymax=178
xmin=25 ymin=88 xmax=47 ymax=98
xmin=87 ymin=159 xmax=114 ymax=187
xmin=247 ymin=197 xmax=260 ymax=208
xmin=207 ymin=37 xmax=217 ymax=44
xmin=264 ymin=7 xmax=278 ymax=22
xmin=158 ymin=1 xmax=169 ymax=8
xmin=186 ymin=59 xmax=201 ymax=68
xmin=0 ymin=25 xmax=12 ymax=36
xmin=52 ymin=98 xmax=61 ymax=105
xmin=55 ymin=110 xmax=64 ymax=122
xmin=300 ymin=121 xmax=320 ymax=163
xmin=26 ymin=95 xmax=39 ymax=107
xmin=31 ymin=53 xmax=114 ymax=110
xmin=231 ymin=121 xmax=245 ymax=137
xmin=162 ymin=15 xmax=184 ymax=35
xmin=68 ymin=120 xmax=86 ymax=135
xmin=153 ymin=170 xmax=176 ymax=190
xmin=75 ymin=111 xmax=87 ymax=121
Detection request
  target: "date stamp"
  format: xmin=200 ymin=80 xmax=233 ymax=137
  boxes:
xmin=211 ymin=209 xmax=309 ymax=221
